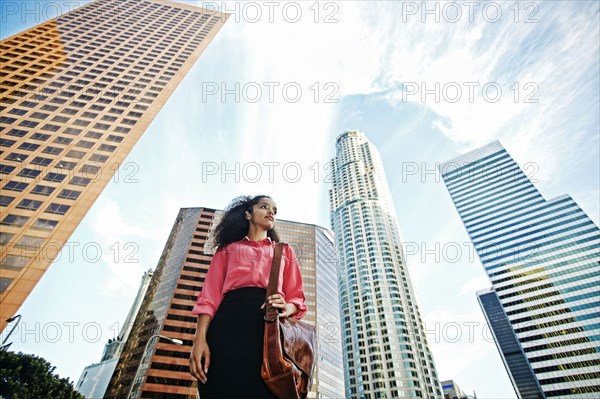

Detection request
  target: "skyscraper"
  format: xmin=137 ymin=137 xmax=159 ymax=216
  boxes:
xmin=75 ymin=269 xmax=154 ymax=399
xmin=476 ymin=288 xmax=545 ymax=399
xmin=76 ymin=359 xmax=120 ymax=399
xmin=440 ymin=141 xmax=600 ymax=398
xmin=0 ymin=0 xmax=229 ymax=330
xmin=330 ymin=130 xmax=442 ymax=399
xmin=104 ymin=206 xmax=344 ymax=399
xmin=440 ymin=379 xmax=470 ymax=399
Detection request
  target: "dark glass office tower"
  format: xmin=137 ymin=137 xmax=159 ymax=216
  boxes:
xmin=477 ymin=289 xmax=545 ymax=399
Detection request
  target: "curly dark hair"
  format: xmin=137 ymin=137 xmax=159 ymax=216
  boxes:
xmin=213 ymin=195 xmax=280 ymax=250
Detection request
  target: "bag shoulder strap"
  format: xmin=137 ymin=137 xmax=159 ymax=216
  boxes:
xmin=265 ymin=242 xmax=285 ymax=319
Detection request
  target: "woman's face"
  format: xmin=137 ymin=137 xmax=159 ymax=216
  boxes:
xmin=246 ymin=197 xmax=277 ymax=231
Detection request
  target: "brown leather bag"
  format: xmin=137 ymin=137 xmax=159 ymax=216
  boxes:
xmin=261 ymin=242 xmax=316 ymax=399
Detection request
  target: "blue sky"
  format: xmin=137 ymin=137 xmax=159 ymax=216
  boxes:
xmin=2 ymin=1 xmax=599 ymax=397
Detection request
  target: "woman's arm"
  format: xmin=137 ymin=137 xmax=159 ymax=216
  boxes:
xmin=189 ymin=248 xmax=227 ymax=383
xmin=281 ymin=244 xmax=307 ymax=319
xmin=191 ymin=249 xmax=227 ymax=317
xmin=190 ymin=314 xmax=211 ymax=384
xmin=262 ymin=244 xmax=305 ymax=318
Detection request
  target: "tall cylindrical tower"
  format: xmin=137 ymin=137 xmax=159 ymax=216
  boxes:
xmin=330 ymin=130 xmax=442 ymax=399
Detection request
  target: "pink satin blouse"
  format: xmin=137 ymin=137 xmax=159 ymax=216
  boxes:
xmin=192 ymin=236 xmax=307 ymax=319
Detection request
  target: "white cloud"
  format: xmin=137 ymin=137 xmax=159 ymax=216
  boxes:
xmin=423 ymin=307 xmax=516 ymax=396
xmin=90 ymin=199 xmax=155 ymax=241
xmin=460 ymin=275 xmax=492 ymax=297
xmin=352 ymin=2 xmax=598 ymax=178
xmin=424 ymin=308 xmax=490 ymax=374
xmin=89 ymin=199 xmax=156 ymax=295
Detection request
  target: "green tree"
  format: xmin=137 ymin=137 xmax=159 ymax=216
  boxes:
xmin=0 ymin=351 xmax=84 ymax=399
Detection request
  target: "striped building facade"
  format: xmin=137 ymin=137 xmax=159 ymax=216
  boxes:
xmin=440 ymin=141 xmax=600 ymax=398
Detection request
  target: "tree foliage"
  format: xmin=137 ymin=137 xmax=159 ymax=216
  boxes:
xmin=0 ymin=351 xmax=84 ymax=399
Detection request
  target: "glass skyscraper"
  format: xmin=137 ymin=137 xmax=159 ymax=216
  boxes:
xmin=330 ymin=130 xmax=442 ymax=399
xmin=440 ymin=379 xmax=470 ymax=399
xmin=105 ymin=206 xmax=344 ymax=398
xmin=75 ymin=269 xmax=154 ymax=399
xmin=0 ymin=0 xmax=228 ymax=330
xmin=440 ymin=141 xmax=600 ymax=398
xmin=477 ymin=288 xmax=545 ymax=399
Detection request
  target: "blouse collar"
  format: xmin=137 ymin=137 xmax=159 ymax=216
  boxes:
xmin=242 ymin=235 xmax=272 ymax=245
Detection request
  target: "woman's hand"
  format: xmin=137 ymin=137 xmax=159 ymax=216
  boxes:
xmin=261 ymin=294 xmax=298 ymax=318
xmin=190 ymin=314 xmax=212 ymax=384
xmin=190 ymin=340 xmax=210 ymax=384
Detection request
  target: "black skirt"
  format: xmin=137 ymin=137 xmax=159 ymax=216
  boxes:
xmin=198 ymin=287 xmax=278 ymax=399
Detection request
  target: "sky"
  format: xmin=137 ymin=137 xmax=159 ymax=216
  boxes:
xmin=1 ymin=1 xmax=599 ymax=398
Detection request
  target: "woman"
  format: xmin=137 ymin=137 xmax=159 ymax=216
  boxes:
xmin=189 ymin=195 xmax=307 ymax=398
